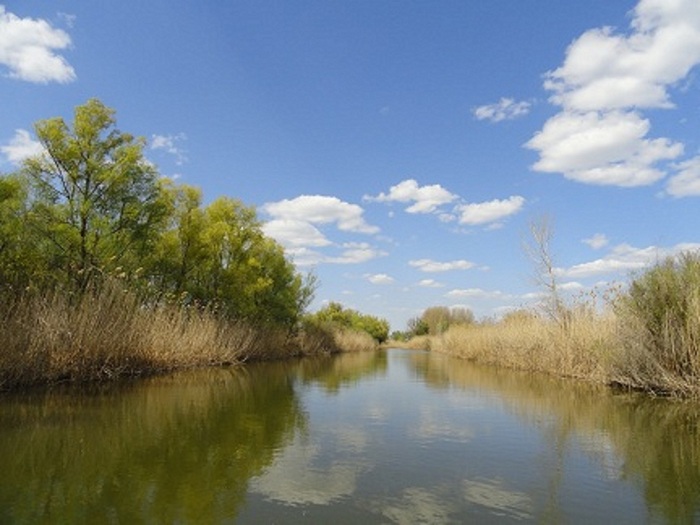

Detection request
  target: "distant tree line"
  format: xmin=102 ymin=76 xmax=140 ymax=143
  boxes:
xmin=0 ymin=99 xmax=314 ymax=327
xmin=306 ymin=302 xmax=390 ymax=343
xmin=404 ymin=306 xmax=474 ymax=338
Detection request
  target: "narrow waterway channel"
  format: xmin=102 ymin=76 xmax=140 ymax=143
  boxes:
xmin=1 ymin=349 xmax=699 ymax=523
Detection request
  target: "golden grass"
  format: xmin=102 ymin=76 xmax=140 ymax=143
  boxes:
xmin=430 ymin=309 xmax=614 ymax=383
xmin=0 ymin=281 xmax=374 ymax=390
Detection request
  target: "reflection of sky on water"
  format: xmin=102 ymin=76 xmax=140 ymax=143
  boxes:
xmin=250 ymin=436 xmax=368 ymax=506
xmin=463 ymin=478 xmax=533 ymax=520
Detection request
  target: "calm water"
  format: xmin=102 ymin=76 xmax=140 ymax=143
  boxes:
xmin=1 ymin=349 xmax=700 ymax=524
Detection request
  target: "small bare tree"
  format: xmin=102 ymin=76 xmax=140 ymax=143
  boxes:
xmin=523 ymin=215 xmax=567 ymax=325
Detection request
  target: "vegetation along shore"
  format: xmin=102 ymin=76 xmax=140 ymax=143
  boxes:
xmin=1 ymin=99 xmax=698 ymax=399
xmin=0 ymin=100 xmax=388 ymax=391
xmin=393 ymin=251 xmax=700 ymax=398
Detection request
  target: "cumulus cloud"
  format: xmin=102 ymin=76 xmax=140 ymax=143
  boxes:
xmin=366 ymin=273 xmax=395 ymax=285
xmin=526 ymin=110 xmax=682 ymax=186
xmin=582 ymin=233 xmax=609 ymax=250
xmin=527 ymin=0 xmax=700 ymax=187
xmin=367 ymin=179 xmax=525 ymax=228
xmin=151 ymin=133 xmax=188 ymax=165
xmin=456 ymin=196 xmax=525 ymax=225
xmin=1 ymin=129 xmax=43 ymax=165
xmin=0 ymin=7 xmax=76 ymax=83
xmin=409 ymin=259 xmax=475 ymax=273
xmin=473 ymin=97 xmax=531 ymax=122
xmin=262 ymin=219 xmax=331 ymax=248
xmin=263 ymin=195 xmax=382 ymax=266
xmin=264 ymin=195 xmax=379 ymax=234
xmin=364 ymin=179 xmax=457 ymax=214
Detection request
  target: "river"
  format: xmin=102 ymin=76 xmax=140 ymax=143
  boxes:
xmin=1 ymin=349 xmax=699 ymax=523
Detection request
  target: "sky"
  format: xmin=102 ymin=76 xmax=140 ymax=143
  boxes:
xmin=2 ymin=1 xmax=700 ymax=331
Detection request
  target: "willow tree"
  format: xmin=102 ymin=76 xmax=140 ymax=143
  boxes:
xmin=22 ymin=99 xmax=171 ymax=290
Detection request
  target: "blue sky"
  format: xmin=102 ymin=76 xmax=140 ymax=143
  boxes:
xmin=2 ymin=1 xmax=700 ymax=331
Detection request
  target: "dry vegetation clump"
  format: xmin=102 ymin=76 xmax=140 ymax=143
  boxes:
xmin=0 ymin=280 xmax=374 ymax=391
xmin=424 ymin=252 xmax=700 ymax=397
xmin=430 ymin=307 xmax=614 ymax=383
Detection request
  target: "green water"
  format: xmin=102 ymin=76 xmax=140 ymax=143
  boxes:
xmin=1 ymin=349 xmax=699 ymax=523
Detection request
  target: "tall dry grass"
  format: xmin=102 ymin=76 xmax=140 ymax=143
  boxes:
xmin=422 ymin=252 xmax=700 ymax=397
xmin=429 ymin=307 xmax=614 ymax=384
xmin=0 ymin=280 xmax=367 ymax=390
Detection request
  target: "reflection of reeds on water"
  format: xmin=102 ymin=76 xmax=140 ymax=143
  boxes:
xmin=408 ymin=351 xmax=700 ymax=524
xmin=0 ymin=366 xmax=304 ymax=523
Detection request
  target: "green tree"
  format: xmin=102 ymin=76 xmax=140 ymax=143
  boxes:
xmin=22 ymin=98 xmax=171 ymax=289
xmin=308 ymin=302 xmax=389 ymax=343
xmin=0 ymin=174 xmax=34 ymax=296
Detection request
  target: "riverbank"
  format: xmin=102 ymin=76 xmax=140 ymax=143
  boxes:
xmin=0 ymin=281 xmax=378 ymax=391
xmin=394 ymin=253 xmax=700 ymax=398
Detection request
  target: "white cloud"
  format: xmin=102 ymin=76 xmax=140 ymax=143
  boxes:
xmin=364 ymin=179 xmax=457 ymax=214
xmin=545 ymin=1 xmax=700 ymax=112
xmin=328 ymin=243 xmax=386 ymax=264
xmin=409 ymin=259 xmax=475 ymax=273
xmin=262 ymin=195 xmax=382 ymax=267
xmin=473 ymin=97 xmax=531 ymax=123
xmin=667 ymin=156 xmax=700 ymax=196
xmin=151 ymin=133 xmax=188 ymax=165
xmin=527 ymin=0 xmax=700 ymax=187
xmin=526 ymin=111 xmax=682 ymax=186
xmin=446 ymin=288 xmax=506 ymax=299
xmin=557 ymin=242 xmax=700 ymax=278
xmin=262 ymin=219 xmax=331 ymax=248
xmin=0 ymin=7 xmax=76 ymax=83
xmin=1 ymin=129 xmax=43 ymax=165
xmin=366 ymin=273 xmax=394 ymax=285
xmin=418 ymin=279 xmax=443 ymax=288
xmin=264 ymin=195 xmax=379 ymax=234
xmin=456 ymin=196 xmax=525 ymax=225
xmin=582 ymin=233 xmax=609 ymax=250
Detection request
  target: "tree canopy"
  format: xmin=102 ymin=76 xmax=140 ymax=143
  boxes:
xmin=0 ymin=99 xmax=314 ymax=327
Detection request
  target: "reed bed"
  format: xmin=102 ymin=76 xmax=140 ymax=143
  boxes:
xmin=0 ymin=281 xmax=376 ymax=391
xmin=418 ymin=252 xmax=700 ymax=397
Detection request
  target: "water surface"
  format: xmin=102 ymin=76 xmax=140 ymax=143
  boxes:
xmin=1 ymin=349 xmax=699 ymax=523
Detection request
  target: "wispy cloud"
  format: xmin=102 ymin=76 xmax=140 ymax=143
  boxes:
xmin=151 ymin=133 xmax=188 ymax=165
xmin=667 ymin=156 xmax=700 ymax=197
xmin=557 ymin=242 xmax=700 ymax=278
xmin=582 ymin=233 xmax=609 ymax=250
xmin=417 ymin=279 xmax=443 ymax=288
xmin=473 ymin=97 xmax=531 ymax=123
xmin=1 ymin=129 xmax=44 ymax=165
xmin=446 ymin=288 xmax=507 ymax=299
xmin=526 ymin=0 xmax=700 ymax=188
xmin=409 ymin=259 xmax=475 ymax=273
xmin=0 ymin=7 xmax=76 ymax=83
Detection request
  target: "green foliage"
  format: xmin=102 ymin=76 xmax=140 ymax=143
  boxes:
xmin=22 ymin=98 xmax=171 ymax=290
xmin=408 ymin=306 xmax=474 ymax=336
xmin=618 ymin=252 xmax=700 ymax=382
xmin=2 ymin=99 xmax=314 ymax=328
xmin=307 ymin=302 xmax=390 ymax=343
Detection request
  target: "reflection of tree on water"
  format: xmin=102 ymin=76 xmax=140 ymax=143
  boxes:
xmin=0 ymin=365 xmax=304 ymax=523
xmin=408 ymin=351 xmax=700 ymax=524
xmin=296 ymin=350 xmax=388 ymax=394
